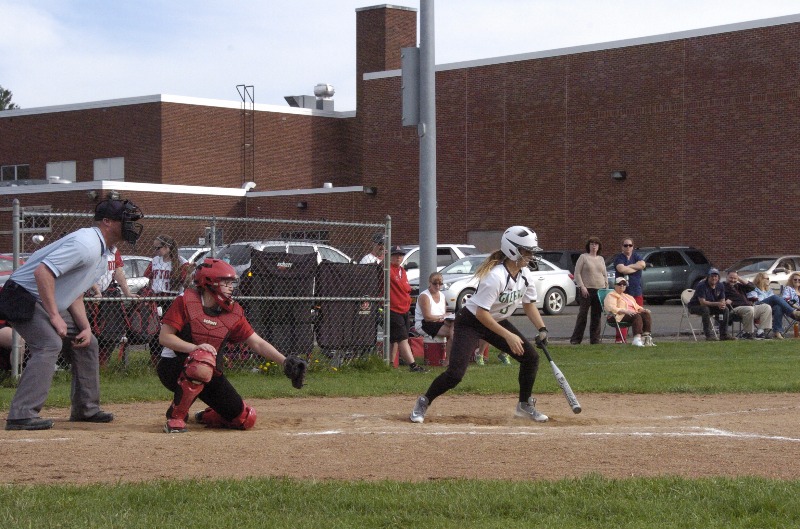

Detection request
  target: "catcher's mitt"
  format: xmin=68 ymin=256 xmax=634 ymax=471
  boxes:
xmin=283 ymin=356 xmax=307 ymax=389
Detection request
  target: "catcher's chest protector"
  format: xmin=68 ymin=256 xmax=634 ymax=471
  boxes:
xmin=183 ymin=289 xmax=244 ymax=351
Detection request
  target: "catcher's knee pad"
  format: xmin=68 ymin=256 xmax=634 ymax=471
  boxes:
xmin=183 ymin=349 xmax=217 ymax=383
xmin=196 ymin=403 xmax=256 ymax=430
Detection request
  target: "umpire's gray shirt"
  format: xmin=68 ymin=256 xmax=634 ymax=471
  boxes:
xmin=10 ymin=227 xmax=112 ymax=312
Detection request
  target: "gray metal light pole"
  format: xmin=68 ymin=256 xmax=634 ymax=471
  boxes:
xmin=417 ymin=0 xmax=437 ymax=285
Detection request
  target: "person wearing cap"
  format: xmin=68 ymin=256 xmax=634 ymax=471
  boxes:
xmin=359 ymin=233 xmax=385 ymax=264
xmin=688 ymin=268 xmax=733 ymax=341
xmin=604 ymin=277 xmax=654 ymax=347
xmin=389 ymin=245 xmax=426 ymax=372
xmin=4 ymin=198 xmax=144 ymax=430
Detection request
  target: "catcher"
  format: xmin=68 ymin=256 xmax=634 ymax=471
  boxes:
xmin=156 ymin=258 xmax=307 ymax=433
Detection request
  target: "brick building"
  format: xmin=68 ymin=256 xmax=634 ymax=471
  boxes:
xmin=1 ymin=5 xmax=798 ymax=267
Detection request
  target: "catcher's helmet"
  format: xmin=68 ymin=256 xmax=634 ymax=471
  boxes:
xmin=194 ymin=258 xmax=238 ymax=311
xmin=500 ymin=226 xmax=541 ymax=261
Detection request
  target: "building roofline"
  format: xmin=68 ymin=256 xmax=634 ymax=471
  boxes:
xmin=355 ymin=4 xmax=416 ymax=13
xmin=364 ymin=12 xmax=800 ymax=81
xmin=0 ymin=180 xmax=372 ymax=198
xmin=0 ymin=94 xmax=356 ymax=119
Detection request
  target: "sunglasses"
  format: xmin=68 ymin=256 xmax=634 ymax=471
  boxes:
xmin=793 ymin=279 xmax=800 ymax=283
xmin=622 ymin=244 xmax=634 ymax=247
xmin=431 ymin=281 xmax=444 ymax=286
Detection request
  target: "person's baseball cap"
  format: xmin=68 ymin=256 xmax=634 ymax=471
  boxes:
xmin=708 ymin=267 xmax=720 ymax=276
xmin=94 ymin=199 xmax=137 ymax=221
xmin=390 ymin=245 xmax=406 ymax=255
xmin=615 ymin=276 xmax=628 ymax=285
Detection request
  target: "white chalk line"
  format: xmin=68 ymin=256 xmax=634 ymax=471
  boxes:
xmin=0 ymin=437 xmax=72 ymax=443
xmin=287 ymin=424 xmax=800 ymax=443
xmin=661 ymin=405 xmax=797 ymax=420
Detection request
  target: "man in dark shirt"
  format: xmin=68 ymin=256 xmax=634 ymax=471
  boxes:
xmin=722 ymin=271 xmax=772 ymax=339
xmin=688 ymin=268 xmax=733 ymax=341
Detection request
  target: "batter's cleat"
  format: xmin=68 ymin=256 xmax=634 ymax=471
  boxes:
xmin=164 ymin=419 xmax=187 ymax=434
xmin=410 ymin=395 xmax=429 ymax=423
xmin=515 ymin=397 xmax=548 ymax=423
xmin=498 ymin=353 xmax=512 ymax=365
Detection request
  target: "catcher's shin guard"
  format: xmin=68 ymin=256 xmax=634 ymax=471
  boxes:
xmin=196 ymin=402 xmax=257 ymax=430
xmin=165 ymin=350 xmax=217 ymax=433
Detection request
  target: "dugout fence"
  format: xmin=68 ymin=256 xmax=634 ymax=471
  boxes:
xmin=2 ymin=200 xmax=392 ymax=378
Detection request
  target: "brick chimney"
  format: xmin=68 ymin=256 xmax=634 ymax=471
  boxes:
xmin=355 ymin=5 xmax=417 ymax=109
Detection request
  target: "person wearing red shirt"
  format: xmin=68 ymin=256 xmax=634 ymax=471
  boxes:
xmin=389 ymin=246 xmax=425 ymax=372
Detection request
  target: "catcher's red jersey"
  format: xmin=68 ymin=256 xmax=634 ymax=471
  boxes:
xmin=161 ymin=289 xmax=254 ymax=351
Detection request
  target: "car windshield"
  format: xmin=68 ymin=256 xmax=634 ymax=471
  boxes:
xmin=440 ymin=255 xmax=487 ymax=275
xmin=729 ymin=258 xmax=775 ymax=273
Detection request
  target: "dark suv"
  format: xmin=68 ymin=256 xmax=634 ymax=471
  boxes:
xmin=606 ymin=246 xmax=712 ymax=303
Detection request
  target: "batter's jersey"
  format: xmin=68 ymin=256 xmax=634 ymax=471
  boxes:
xmin=465 ymin=263 xmax=537 ymax=321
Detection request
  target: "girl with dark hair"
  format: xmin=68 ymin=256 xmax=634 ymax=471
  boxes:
xmin=569 ymin=236 xmax=608 ymax=344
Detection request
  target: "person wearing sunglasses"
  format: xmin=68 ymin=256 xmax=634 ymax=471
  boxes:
xmin=611 ymin=237 xmax=646 ymax=342
xmin=413 ymin=272 xmax=455 ymax=358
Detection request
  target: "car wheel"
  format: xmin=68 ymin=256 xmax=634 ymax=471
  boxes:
xmin=456 ymin=288 xmax=476 ymax=311
xmin=543 ymin=287 xmax=566 ymax=315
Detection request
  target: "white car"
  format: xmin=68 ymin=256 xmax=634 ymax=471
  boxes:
xmin=726 ymin=255 xmax=800 ymax=292
xmin=216 ymin=240 xmax=352 ymax=277
xmin=397 ymin=244 xmax=480 ymax=281
xmin=409 ymin=254 xmax=576 ymax=315
xmin=121 ymin=255 xmax=152 ymax=294
xmin=179 ymin=246 xmax=211 ymax=263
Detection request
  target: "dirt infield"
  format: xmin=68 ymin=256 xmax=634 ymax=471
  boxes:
xmin=2 ymin=393 xmax=800 ymax=485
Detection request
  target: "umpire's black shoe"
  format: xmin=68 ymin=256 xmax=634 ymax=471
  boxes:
xmin=5 ymin=417 xmax=54 ymax=431
xmin=69 ymin=411 xmax=114 ymax=423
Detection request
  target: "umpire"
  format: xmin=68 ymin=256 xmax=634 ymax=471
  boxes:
xmin=3 ymin=198 xmax=144 ymax=431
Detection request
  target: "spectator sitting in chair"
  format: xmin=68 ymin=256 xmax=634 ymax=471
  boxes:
xmin=748 ymin=272 xmax=800 ymax=339
xmin=688 ymin=268 xmax=733 ymax=341
xmin=603 ymin=277 xmax=654 ymax=347
xmin=722 ymin=271 xmax=772 ymax=340
xmin=780 ymin=272 xmax=800 ymax=328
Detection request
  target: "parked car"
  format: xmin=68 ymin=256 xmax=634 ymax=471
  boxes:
xmin=409 ymin=254 xmax=576 ymax=315
xmin=606 ymin=246 xmax=712 ymax=303
xmin=215 ymin=240 xmax=352 ymax=277
xmin=121 ymin=255 xmax=153 ymax=294
xmin=397 ymin=244 xmax=480 ymax=281
xmin=0 ymin=254 xmax=26 ymax=287
xmin=179 ymin=246 xmax=211 ymax=263
xmin=537 ymin=250 xmax=583 ymax=274
xmin=725 ymin=255 xmax=800 ymax=292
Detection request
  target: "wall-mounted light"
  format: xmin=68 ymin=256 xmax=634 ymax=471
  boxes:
xmin=106 ymin=190 xmax=120 ymax=200
xmin=296 ymin=201 xmax=308 ymax=210
xmin=86 ymin=190 xmax=98 ymax=201
xmin=363 ymin=186 xmax=377 ymax=196
xmin=611 ymin=170 xmax=627 ymax=181
xmin=241 ymin=181 xmax=257 ymax=191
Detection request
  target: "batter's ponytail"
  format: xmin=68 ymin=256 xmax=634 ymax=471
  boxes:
xmin=474 ymin=250 xmax=506 ymax=280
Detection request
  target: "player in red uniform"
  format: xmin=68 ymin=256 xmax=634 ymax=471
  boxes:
xmin=156 ymin=258 xmax=306 ymax=433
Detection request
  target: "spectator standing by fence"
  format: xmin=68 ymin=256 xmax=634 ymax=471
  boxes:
xmin=570 ymin=236 xmax=608 ymax=345
xmin=389 ymin=246 xmax=426 ymax=372
xmin=612 ymin=237 xmax=646 ymax=342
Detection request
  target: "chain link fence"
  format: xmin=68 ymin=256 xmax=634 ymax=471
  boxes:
xmin=2 ymin=202 xmax=391 ymax=378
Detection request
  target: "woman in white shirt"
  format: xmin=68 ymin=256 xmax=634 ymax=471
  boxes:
xmin=414 ymin=272 xmax=454 ymax=355
xmin=410 ymin=226 xmax=550 ymax=424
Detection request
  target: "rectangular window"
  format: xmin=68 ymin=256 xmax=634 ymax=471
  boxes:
xmin=46 ymin=161 xmax=77 ymax=183
xmin=0 ymin=164 xmax=30 ymax=181
xmin=93 ymin=157 xmax=124 ymax=181
xmin=22 ymin=205 xmax=52 ymax=233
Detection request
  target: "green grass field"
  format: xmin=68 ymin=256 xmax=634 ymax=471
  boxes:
xmin=1 ymin=340 xmax=799 ymax=527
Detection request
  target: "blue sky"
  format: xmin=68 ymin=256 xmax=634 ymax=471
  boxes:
xmin=1 ymin=1 xmax=799 ymax=111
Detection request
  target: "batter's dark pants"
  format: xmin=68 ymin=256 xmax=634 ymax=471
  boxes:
xmin=423 ymin=308 xmax=540 ymax=404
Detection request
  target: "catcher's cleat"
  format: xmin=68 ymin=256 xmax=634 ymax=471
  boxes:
xmin=515 ymin=397 xmax=548 ymax=423
xmin=164 ymin=419 xmax=187 ymax=433
xmin=194 ymin=410 xmax=206 ymax=423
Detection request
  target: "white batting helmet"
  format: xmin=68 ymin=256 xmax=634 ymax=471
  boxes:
xmin=501 ymin=226 xmax=541 ymax=261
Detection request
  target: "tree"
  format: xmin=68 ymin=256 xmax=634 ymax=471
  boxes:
xmin=0 ymin=86 xmax=20 ymax=110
